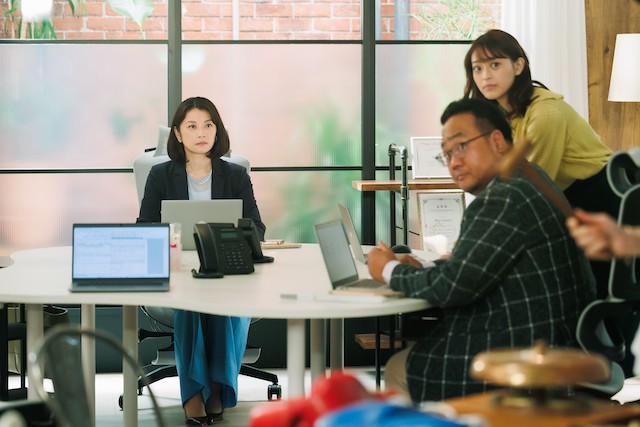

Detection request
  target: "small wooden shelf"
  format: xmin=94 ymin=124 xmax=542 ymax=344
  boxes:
xmin=354 ymin=333 xmax=405 ymax=350
xmin=352 ymin=179 xmax=458 ymax=192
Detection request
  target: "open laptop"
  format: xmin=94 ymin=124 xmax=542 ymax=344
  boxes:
xmin=314 ymin=220 xmax=404 ymax=297
xmin=161 ymin=199 xmax=243 ymax=250
xmin=71 ymin=223 xmax=170 ymax=292
xmin=338 ymin=203 xmax=369 ymax=264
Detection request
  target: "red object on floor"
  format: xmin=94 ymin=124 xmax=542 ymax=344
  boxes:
xmin=248 ymin=371 xmax=394 ymax=427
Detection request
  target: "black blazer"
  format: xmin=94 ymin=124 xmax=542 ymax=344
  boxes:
xmin=137 ymin=158 xmax=266 ymax=239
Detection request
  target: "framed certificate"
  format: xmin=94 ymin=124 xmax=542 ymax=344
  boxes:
xmin=410 ymin=136 xmax=450 ymax=179
xmin=417 ymin=190 xmax=465 ymax=253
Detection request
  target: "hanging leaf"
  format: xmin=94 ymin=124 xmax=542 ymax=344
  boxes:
xmin=68 ymin=0 xmax=82 ymax=15
xmin=108 ymin=0 xmax=154 ymax=29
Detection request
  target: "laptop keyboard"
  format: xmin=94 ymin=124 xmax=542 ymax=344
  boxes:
xmin=344 ymin=279 xmax=382 ymax=289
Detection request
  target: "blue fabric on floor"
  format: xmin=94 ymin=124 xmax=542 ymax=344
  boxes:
xmin=316 ymin=401 xmax=469 ymax=427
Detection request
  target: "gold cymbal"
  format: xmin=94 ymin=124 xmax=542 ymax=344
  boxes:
xmin=470 ymin=341 xmax=610 ymax=387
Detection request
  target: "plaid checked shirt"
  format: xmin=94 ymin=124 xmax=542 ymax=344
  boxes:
xmin=389 ymin=170 xmax=596 ymax=403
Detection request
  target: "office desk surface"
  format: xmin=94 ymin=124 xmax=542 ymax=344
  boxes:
xmin=0 ymin=244 xmax=432 ymax=426
xmin=0 ymin=245 xmax=428 ymax=318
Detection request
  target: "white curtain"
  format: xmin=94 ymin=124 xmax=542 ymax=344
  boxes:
xmin=501 ymin=0 xmax=589 ymax=119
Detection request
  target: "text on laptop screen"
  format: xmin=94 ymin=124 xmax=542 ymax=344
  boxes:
xmin=72 ymin=225 xmax=169 ymax=279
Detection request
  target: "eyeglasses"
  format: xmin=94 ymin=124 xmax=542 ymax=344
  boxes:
xmin=434 ymin=130 xmax=494 ymax=167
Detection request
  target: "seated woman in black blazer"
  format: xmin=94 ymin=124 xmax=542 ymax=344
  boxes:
xmin=137 ymin=96 xmax=265 ymax=426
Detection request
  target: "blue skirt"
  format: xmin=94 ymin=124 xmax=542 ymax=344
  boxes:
xmin=173 ymin=310 xmax=251 ymax=409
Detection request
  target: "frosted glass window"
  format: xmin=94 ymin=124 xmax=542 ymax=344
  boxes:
xmin=0 ymin=173 xmax=139 ymax=254
xmin=0 ymin=44 xmax=167 ymax=169
xmin=0 ymin=169 xmax=362 ymax=254
xmin=375 ymin=43 xmax=470 ymax=166
xmin=0 ymin=41 xmax=474 ymax=256
xmin=182 ymin=44 xmax=361 ymax=167
xmin=251 ymin=170 xmax=361 ymax=243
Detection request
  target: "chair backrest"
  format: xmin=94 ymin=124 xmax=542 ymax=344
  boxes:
xmin=606 ymin=147 xmax=640 ymax=198
xmin=132 ymin=126 xmax=171 ymax=206
xmin=575 ymin=149 xmax=640 ymax=397
xmin=133 ymin=126 xmax=251 ymax=207
xmin=28 ymin=325 xmax=166 ymax=427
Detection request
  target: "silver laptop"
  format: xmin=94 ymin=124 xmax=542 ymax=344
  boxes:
xmin=71 ymin=223 xmax=170 ymax=292
xmin=314 ymin=220 xmax=403 ymax=297
xmin=338 ymin=203 xmax=369 ymax=264
xmin=161 ymin=199 xmax=243 ymax=250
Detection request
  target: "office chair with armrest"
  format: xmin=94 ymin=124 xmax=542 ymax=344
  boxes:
xmin=125 ymin=127 xmax=281 ymax=408
xmin=575 ymin=149 xmax=640 ymax=399
xmin=28 ymin=325 xmax=166 ymax=427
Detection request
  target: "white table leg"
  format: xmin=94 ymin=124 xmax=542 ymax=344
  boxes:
xmin=25 ymin=304 xmax=43 ymax=400
xmin=287 ymin=318 xmax=306 ymax=397
xmin=81 ymin=304 xmax=96 ymax=422
xmin=309 ymin=319 xmax=325 ymax=381
xmin=123 ymin=306 xmax=138 ymax=427
xmin=329 ymin=318 xmax=343 ymax=371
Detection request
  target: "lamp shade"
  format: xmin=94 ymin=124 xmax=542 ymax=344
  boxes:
xmin=608 ymin=34 xmax=640 ymax=102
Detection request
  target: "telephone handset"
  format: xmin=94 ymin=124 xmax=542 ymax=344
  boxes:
xmin=192 ymin=222 xmax=255 ymax=278
xmin=238 ymin=218 xmax=275 ymax=264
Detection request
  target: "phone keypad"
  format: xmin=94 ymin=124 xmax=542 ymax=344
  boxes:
xmin=221 ymin=242 xmax=253 ymax=273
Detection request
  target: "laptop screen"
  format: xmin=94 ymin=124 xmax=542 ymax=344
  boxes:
xmin=72 ymin=224 xmax=170 ymax=280
xmin=314 ymin=220 xmax=360 ymax=287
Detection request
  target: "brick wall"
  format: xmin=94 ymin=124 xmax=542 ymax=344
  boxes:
xmin=0 ymin=0 xmax=500 ymax=41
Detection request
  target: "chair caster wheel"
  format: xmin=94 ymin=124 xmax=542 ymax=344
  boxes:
xmin=268 ymin=384 xmax=282 ymax=400
xmin=118 ymin=388 xmax=143 ymax=409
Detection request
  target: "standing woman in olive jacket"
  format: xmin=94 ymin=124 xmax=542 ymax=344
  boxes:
xmin=463 ymin=29 xmax=617 ymax=218
xmin=462 ymin=30 xmax=640 ymax=377
xmin=137 ymin=96 xmax=265 ymax=426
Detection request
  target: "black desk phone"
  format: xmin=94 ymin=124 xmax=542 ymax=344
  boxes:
xmin=193 ymin=222 xmax=254 ymax=278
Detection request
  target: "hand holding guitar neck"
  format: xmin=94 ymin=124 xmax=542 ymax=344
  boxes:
xmin=499 ymin=139 xmax=574 ymax=219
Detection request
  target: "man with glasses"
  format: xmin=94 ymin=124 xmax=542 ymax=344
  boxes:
xmin=367 ymin=98 xmax=595 ymax=403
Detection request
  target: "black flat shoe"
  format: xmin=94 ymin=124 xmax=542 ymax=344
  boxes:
xmin=185 ymin=415 xmax=209 ymax=426
xmin=207 ymin=411 xmax=224 ymax=424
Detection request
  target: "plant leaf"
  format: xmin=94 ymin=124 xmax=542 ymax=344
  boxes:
xmin=68 ymin=0 xmax=78 ymax=15
xmin=108 ymin=0 xmax=154 ymax=29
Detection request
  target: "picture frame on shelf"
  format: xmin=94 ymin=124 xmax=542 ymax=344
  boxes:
xmin=417 ymin=190 xmax=465 ymax=254
xmin=410 ymin=136 xmax=450 ymax=179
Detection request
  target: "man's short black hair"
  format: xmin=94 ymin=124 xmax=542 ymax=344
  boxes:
xmin=440 ymin=98 xmax=513 ymax=144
